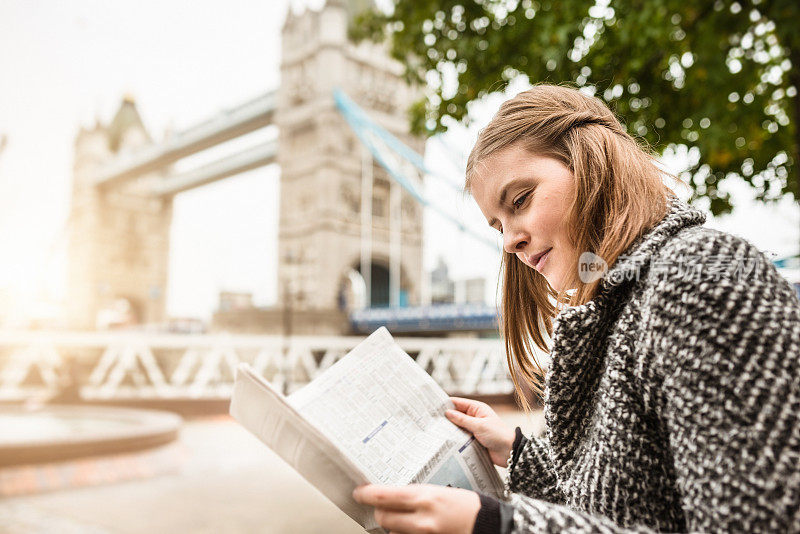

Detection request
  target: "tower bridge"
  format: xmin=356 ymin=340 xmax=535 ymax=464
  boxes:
xmin=69 ymin=0 xmax=432 ymax=335
xmin=0 ymin=0 xmax=515 ymax=404
xmin=67 ymin=0 xmax=499 ymax=337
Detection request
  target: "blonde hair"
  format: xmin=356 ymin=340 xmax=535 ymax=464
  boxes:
xmin=465 ymin=84 xmax=674 ymax=410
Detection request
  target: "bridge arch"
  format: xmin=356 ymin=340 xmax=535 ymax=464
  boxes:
xmin=337 ymin=256 xmax=414 ymax=311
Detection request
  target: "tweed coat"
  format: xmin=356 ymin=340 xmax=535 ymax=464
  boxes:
xmin=499 ymin=196 xmax=800 ymax=533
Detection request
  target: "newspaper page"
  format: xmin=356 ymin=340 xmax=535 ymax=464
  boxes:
xmin=288 ymin=327 xmax=504 ymax=498
xmin=229 ymin=365 xmax=385 ymax=533
xmin=230 ymin=326 xmax=504 ymax=533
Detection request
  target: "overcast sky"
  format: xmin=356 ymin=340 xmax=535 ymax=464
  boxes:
xmin=0 ymin=0 xmax=797 ymax=322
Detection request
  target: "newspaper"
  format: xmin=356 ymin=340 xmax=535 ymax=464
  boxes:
xmin=229 ymin=327 xmax=505 ymax=533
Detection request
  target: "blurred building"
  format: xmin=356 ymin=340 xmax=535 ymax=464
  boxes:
xmin=460 ymin=277 xmax=486 ymax=305
xmin=430 ymin=257 xmax=455 ymax=304
xmin=217 ymin=291 xmax=254 ymax=312
xmin=68 ymin=98 xmax=171 ymax=331
xmin=273 ymin=0 xmax=424 ymax=322
xmin=429 ymin=257 xmax=487 ymax=305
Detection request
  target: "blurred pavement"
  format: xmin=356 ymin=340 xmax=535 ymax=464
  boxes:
xmin=0 ymin=407 xmax=544 ymax=533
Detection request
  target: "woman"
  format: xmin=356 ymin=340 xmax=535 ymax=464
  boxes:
xmin=354 ymin=84 xmax=800 ymax=533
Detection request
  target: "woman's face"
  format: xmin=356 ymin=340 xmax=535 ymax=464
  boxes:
xmin=470 ymin=144 xmax=577 ymax=292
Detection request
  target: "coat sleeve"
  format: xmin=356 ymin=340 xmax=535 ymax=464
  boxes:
xmin=500 ymin=232 xmax=800 ymax=533
xmin=506 ymin=433 xmax=565 ymax=504
xmin=501 ymin=434 xmax=662 ymax=534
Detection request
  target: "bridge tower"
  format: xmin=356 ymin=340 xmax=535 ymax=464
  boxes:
xmin=66 ymin=0 xmax=424 ymax=333
xmin=68 ymin=99 xmax=172 ymax=329
xmin=277 ymin=0 xmax=424 ymax=325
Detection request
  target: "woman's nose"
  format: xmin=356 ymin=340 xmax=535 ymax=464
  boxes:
xmin=503 ymin=230 xmax=528 ymax=254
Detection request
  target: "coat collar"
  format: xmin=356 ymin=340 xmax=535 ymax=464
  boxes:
xmin=544 ymin=196 xmax=706 ymax=473
xmin=555 ymin=195 xmax=707 ymax=327
xmin=600 ymin=195 xmax=707 ymax=291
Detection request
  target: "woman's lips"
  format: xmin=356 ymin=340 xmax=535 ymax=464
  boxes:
xmin=529 ymin=248 xmax=552 ymax=272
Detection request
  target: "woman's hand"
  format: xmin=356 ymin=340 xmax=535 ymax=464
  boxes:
xmin=353 ymin=484 xmax=480 ymax=534
xmin=445 ymin=397 xmax=516 ymax=467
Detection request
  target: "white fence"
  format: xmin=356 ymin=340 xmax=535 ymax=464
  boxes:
xmin=0 ymin=331 xmax=514 ymax=401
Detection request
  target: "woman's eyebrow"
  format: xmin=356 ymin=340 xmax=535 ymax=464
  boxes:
xmin=497 ymin=181 xmax=514 ymax=206
xmin=497 ymin=178 xmax=529 ymax=207
xmin=485 ymin=179 xmax=521 ymax=229
xmin=485 ymin=177 xmax=533 ymax=228
xmin=499 ymin=177 xmax=534 ymax=205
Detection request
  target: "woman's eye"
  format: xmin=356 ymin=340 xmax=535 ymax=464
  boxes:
xmin=512 ymin=192 xmax=529 ymax=209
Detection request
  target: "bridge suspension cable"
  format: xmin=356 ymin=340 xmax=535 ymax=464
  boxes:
xmin=333 ymin=89 xmax=499 ymax=252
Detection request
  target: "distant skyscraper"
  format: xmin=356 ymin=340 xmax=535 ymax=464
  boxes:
xmin=430 ymin=257 xmax=455 ymax=304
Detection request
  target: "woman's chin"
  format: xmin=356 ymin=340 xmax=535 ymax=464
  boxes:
xmin=543 ymin=275 xmax=559 ymax=291
xmin=543 ymin=272 xmax=569 ymax=293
